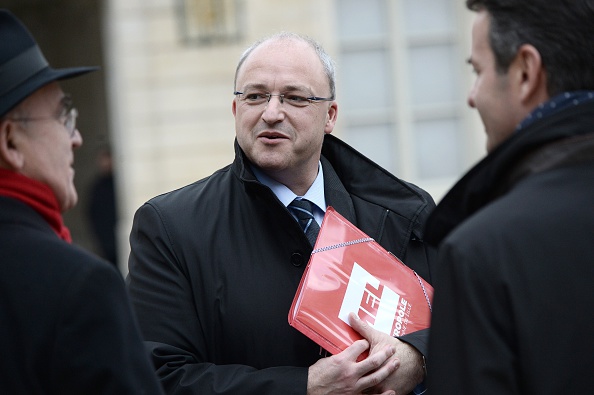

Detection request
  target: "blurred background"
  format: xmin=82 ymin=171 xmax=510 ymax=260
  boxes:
xmin=1 ymin=0 xmax=485 ymax=274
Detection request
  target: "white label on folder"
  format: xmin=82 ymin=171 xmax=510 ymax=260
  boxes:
xmin=338 ymin=262 xmax=402 ymax=334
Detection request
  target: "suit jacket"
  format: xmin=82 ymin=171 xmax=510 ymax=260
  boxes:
xmin=0 ymin=196 xmax=163 ymax=395
xmin=128 ymin=134 xmax=437 ymax=394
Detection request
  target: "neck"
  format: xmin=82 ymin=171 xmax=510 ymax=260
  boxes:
xmin=268 ymin=165 xmax=319 ymax=196
xmin=0 ymin=169 xmax=72 ymax=242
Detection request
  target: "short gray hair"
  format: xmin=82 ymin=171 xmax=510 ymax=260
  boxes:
xmin=233 ymin=32 xmax=336 ymax=99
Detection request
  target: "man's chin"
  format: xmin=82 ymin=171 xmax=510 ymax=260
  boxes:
xmin=61 ymin=192 xmax=78 ymax=212
xmin=256 ymin=161 xmax=287 ymax=173
xmin=251 ymin=151 xmax=289 ymax=170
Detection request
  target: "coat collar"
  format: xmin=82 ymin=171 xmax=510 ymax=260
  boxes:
xmin=320 ymin=134 xmax=433 ymax=239
xmin=425 ymin=99 xmax=594 ymax=247
xmin=231 ymin=134 xmax=434 ymax=241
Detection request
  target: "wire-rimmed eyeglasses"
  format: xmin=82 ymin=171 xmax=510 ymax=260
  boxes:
xmin=234 ymin=91 xmax=334 ymax=108
xmin=7 ymin=107 xmax=79 ymax=138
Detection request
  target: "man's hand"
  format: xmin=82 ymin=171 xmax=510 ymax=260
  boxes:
xmin=307 ymin=338 xmax=399 ymax=395
xmin=349 ymin=313 xmax=425 ymax=395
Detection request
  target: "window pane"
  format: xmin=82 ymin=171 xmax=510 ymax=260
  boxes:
xmin=403 ymin=0 xmax=454 ymax=36
xmin=414 ymin=119 xmax=460 ymax=179
xmin=179 ymin=0 xmax=241 ymax=44
xmin=343 ymin=124 xmax=394 ymax=172
xmin=341 ymin=50 xmax=392 ymax=110
xmin=409 ymin=44 xmax=459 ymax=106
xmin=336 ymin=0 xmax=387 ymax=41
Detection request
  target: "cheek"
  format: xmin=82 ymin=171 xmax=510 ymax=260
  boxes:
xmin=474 ymin=79 xmax=502 ymax=120
xmin=236 ymin=109 xmax=259 ymax=130
xmin=303 ymin=111 xmax=327 ymax=131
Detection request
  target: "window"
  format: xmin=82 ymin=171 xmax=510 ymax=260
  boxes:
xmin=176 ymin=0 xmax=243 ymax=45
xmin=336 ymin=0 xmax=472 ymax=199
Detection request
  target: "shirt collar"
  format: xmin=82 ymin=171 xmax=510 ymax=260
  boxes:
xmin=517 ymin=91 xmax=594 ymax=132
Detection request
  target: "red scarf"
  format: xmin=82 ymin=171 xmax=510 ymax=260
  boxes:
xmin=0 ymin=168 xmax=72 ymax=242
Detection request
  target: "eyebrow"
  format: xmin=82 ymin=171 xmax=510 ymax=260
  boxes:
xmin=59 ymin=94 xmax=73 ymax=113
xmin=240 ymin=83 xmax=313 ymax=94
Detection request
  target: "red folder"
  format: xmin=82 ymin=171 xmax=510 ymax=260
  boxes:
xmin=288 ymin=207 xmax=433 ymax=356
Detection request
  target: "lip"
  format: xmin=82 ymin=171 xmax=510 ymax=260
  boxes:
xmin=257 ymin=131 xmax=289 ymax=141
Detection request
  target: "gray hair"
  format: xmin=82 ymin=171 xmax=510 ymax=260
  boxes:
xmin=233 ymin=32 xmax=336 ymax=99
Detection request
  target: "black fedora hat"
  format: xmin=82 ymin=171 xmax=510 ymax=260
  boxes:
xmin=0 ymin=9 xmax=98 ymax=117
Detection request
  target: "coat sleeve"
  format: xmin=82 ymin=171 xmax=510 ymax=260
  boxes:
xmin=397 ymin=328 xmax=429 ymax=358
xmin=396 ymin=234 xmax=437 ymax=358
xmin=52 ymin=259 xmax=164 ymax=395
xmin=426 ymin=238 xmax=518 ymax=395
xmin=127 ymin=202 xmax=308 ymax=395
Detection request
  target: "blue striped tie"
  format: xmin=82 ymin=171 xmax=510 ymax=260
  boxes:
xmin=288 ymin=199 xmax=320 ymax=246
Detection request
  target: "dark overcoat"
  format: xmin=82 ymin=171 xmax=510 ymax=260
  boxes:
xmin=128 ymin=134 xmax=437 ymax=394
xmin=426 ymin=100 xmax=594 ymax=394
xmin=0 ymin=196 xmax=163 ymax=395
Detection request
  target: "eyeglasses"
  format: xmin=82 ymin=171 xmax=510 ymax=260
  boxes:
xmin=234 ymin=91 xmax=334 ymax=108
xmin=8 ymin=107 xmax=79 ymax=138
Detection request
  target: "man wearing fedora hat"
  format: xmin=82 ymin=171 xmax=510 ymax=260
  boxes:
xmin=0 ymin=9 xmax=163 ymax=394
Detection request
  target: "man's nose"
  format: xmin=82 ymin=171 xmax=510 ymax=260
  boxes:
xmin=261 ymin=95 xmax=286 ymax=123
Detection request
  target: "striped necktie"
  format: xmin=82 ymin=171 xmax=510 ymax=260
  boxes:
xmin=288 ymin=198 xmax=321 ymax=246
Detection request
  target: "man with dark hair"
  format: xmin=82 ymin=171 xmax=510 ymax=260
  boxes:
xmin=0 ymin=9 xmax=163 ymax=394
xmin=426 ymin=1 xmax=594 ymax=393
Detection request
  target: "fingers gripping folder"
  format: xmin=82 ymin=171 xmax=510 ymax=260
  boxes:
xmin=288 ymin=207 xmax=433 ymax=356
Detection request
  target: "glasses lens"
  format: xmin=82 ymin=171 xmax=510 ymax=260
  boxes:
xmin=65 ymin=108 xmax=78 ymax=136
xmin=284 ymin=95 xmax=311 ymax=107
xmin=241 ymin=92 xmax=269 ymax=105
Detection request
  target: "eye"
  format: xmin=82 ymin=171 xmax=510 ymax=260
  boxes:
xmin=285 ymin=94 xmax=309 ymax=106
xmin=245 ymin=93 xmax=268 ymax=102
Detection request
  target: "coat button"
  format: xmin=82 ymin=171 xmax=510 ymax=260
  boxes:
xmin=291 ymin=252 xmax=304 ymax=267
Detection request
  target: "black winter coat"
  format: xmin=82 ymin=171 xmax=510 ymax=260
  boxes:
xmin=128 ymin=134 xmax=437 ymax=395
xmin=426 ymin=99 xmax=594 ymax=394
xmin=0 ymin=196 xmax=163 ymax=395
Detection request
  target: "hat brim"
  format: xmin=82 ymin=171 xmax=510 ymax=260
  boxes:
xmin=0 ymin=65 xmax=98 ymax=117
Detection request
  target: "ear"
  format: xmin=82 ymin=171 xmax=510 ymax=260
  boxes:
xmin=323 ymin=101 xmax=338 ymax=135
xmin=0 ymin=120 xmax=26 ymax=170
xmin=512 ymin=44 xmax=549 ymax=105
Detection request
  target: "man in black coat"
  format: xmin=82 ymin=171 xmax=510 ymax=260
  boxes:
xmin=128 ymin=32 xmax=436 ymax=395
xmin=425 ymin=1 xmax=594 ymax=394
xmin=0 ymin=10 xmax=163 ymax=394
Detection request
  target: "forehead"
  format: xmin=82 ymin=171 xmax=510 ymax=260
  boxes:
xmin=471 ymin=11 xmax=492 ymax=58
xmin=236 ymin=38 xmax=328 ymax=92
xmin=19 ymin=82 xmax=65 ymax=113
